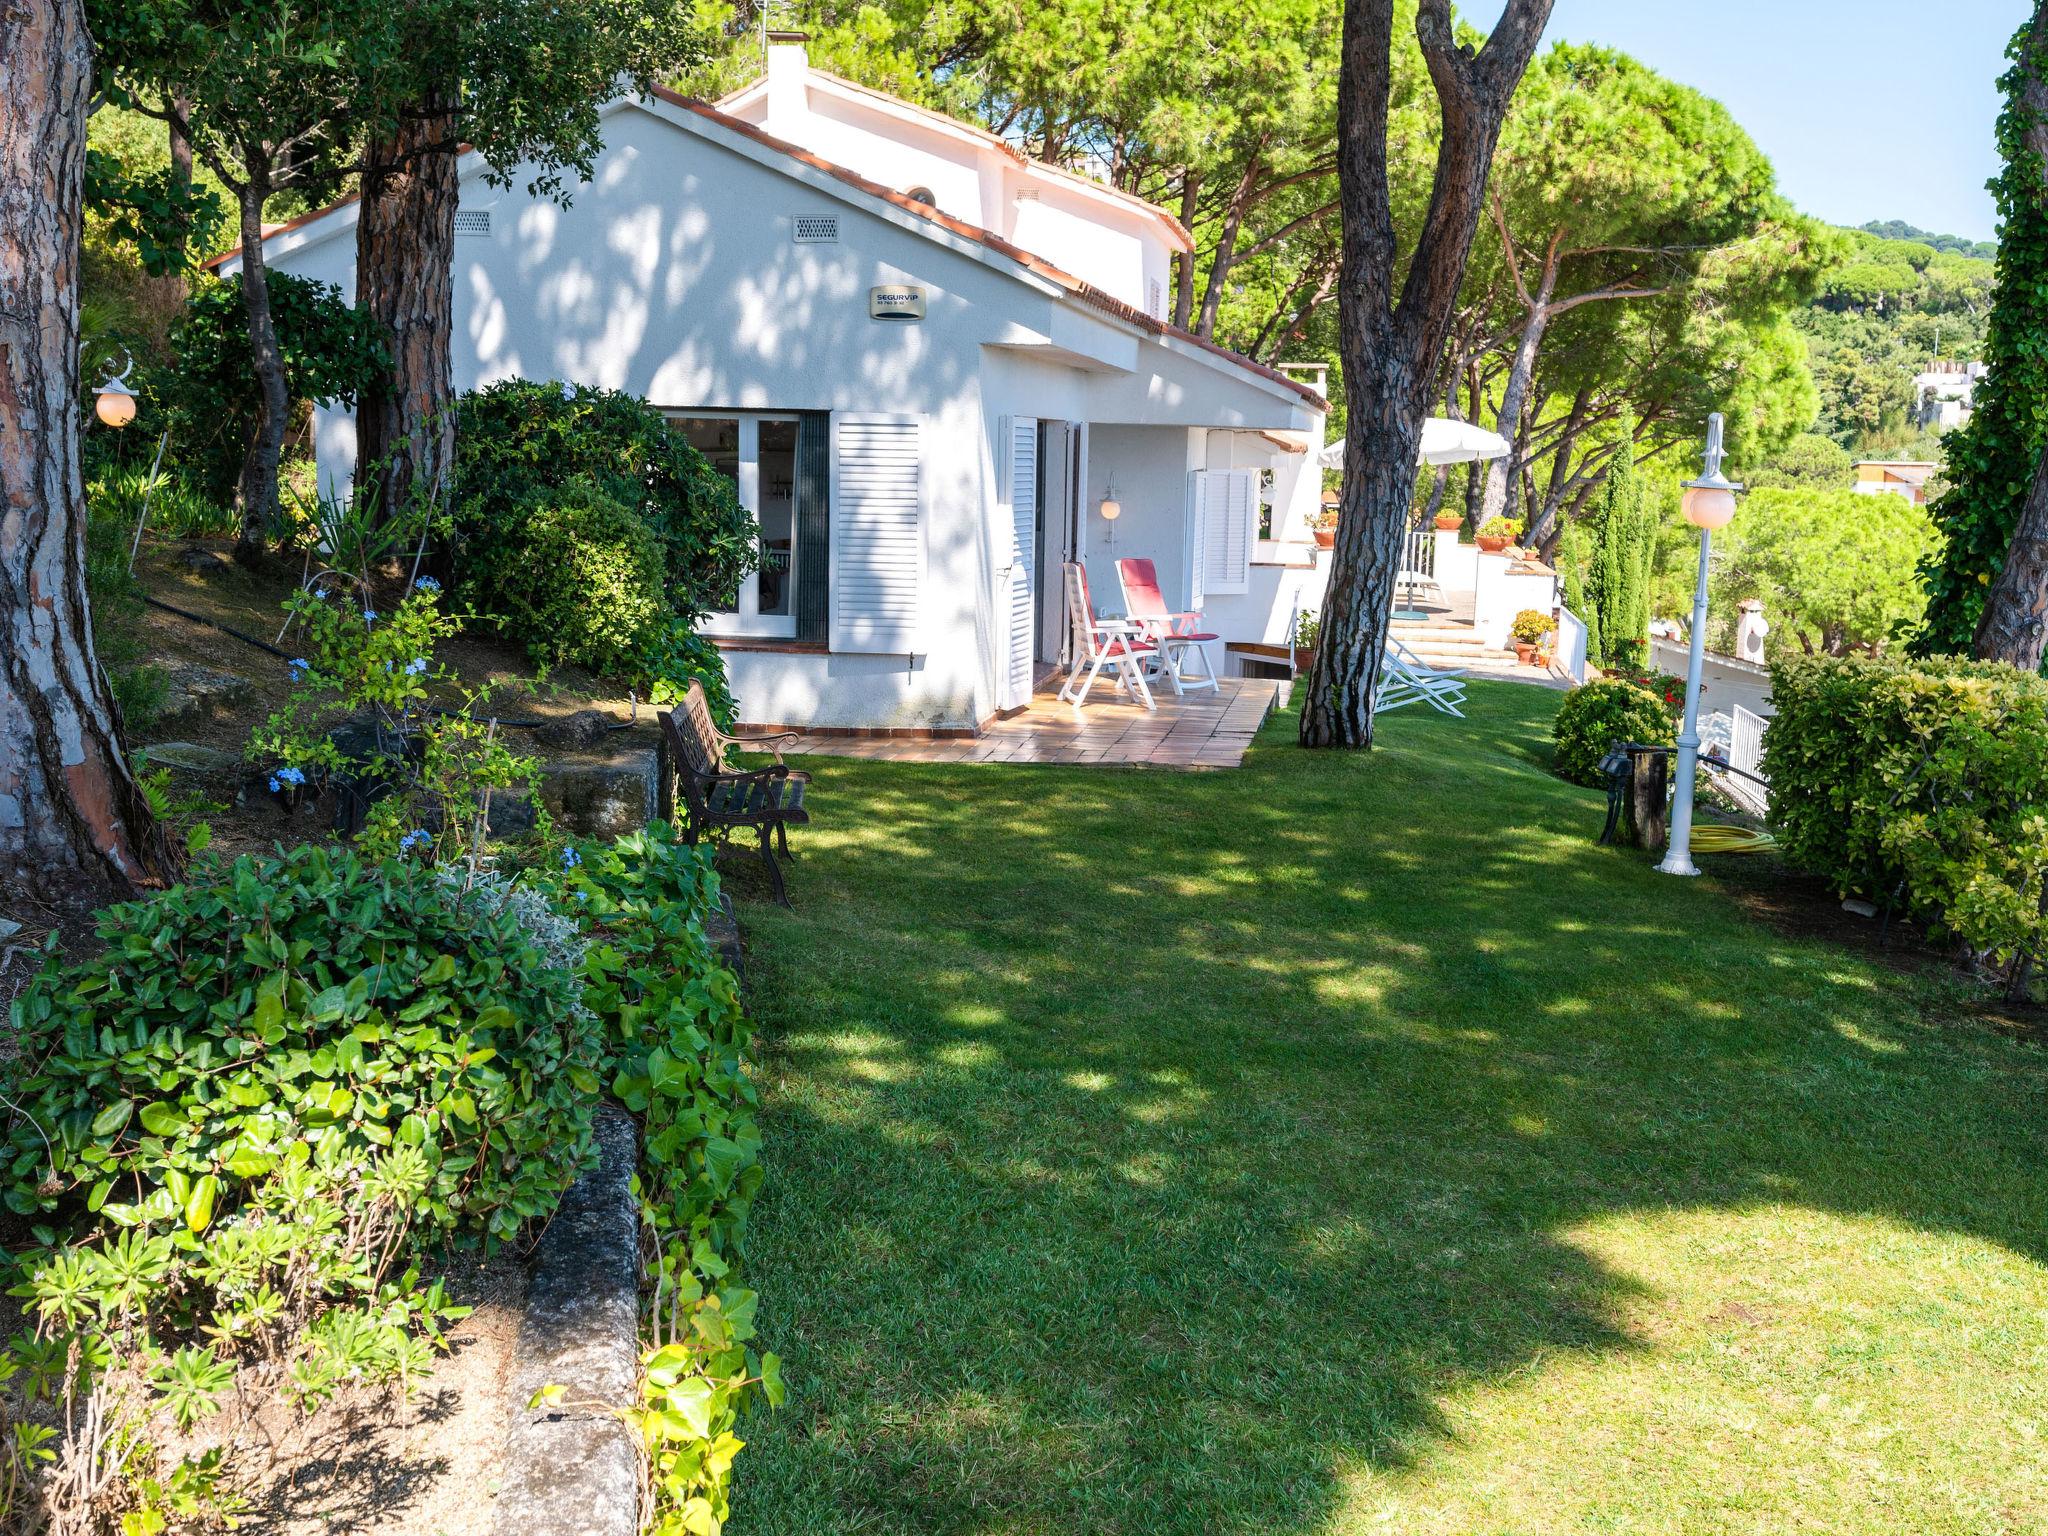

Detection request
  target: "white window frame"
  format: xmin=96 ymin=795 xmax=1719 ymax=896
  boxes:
xmin=670 ymin=412 xmax=801 ymax=640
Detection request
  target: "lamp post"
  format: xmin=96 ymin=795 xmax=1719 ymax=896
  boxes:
xmin=1657 ymin=411 xmax=1741 ymax=877
xmin=93 ymin=355 xmax=138 ymax=429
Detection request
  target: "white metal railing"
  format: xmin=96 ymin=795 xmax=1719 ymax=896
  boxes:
xmin=1724 ymin=704 xmax=1770 ymax=815
xmin=1555 ymin=607 xmax=1588 ymax=684
xmin=1400 ymin=527 xmax=1436 ymax=581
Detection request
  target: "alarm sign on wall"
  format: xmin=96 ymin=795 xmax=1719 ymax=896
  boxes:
xmin=869 ymin=285 xmax=927 ymax=321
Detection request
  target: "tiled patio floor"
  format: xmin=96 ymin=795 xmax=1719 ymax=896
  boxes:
xmin=778 ymin=676 xmax=1286 ymax=769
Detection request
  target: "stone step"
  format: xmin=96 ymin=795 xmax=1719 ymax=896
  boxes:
xmin=1394 ymin=633 xmax=1495 ymax=655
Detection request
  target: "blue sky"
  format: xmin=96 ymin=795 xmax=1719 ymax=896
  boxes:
xmin=1472 ymin=0 xmax=2030 ymax=241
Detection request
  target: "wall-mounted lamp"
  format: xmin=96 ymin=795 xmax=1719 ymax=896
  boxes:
xmin=1099 ymin=478 xmax=1121 ymax=546
xmin=94 ymin=355 xmax=138 ymax=429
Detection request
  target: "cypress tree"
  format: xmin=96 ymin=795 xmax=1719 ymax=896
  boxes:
xmin=1591 ymin=432 xmax=1653 ymax=669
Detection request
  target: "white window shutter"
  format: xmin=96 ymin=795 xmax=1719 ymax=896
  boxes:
xmin=1186 ymin=471 xmax=1209 ymax=609
xmin=1202 ymin=469 xmax=1254 ymax=595
xmin=830 ymin=416 xmax=924 ymax=653
xmin=1001 ymin=416 xmax=1039 ymax=708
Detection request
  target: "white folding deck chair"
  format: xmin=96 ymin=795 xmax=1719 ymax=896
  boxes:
xmin=1115 ymin=557 xmax=1220 ymax=696
xmin=1376 ymin=636 xmax=1468 ymax=718
xmin=1057 ymin=562 xmax=1158 ymax=709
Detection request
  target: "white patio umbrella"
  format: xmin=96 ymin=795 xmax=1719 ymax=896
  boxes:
xmin=1316 ymin=417 xmax=1511 ymax=470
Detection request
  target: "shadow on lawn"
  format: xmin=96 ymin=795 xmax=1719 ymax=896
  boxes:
xmin=728 ymin=683 xmax=2048 ymax=1536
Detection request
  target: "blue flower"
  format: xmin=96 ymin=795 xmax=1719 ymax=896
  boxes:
xmin=412 ymin=575 xmax=441 ymax=594
xmin=362 ymin=609 xmax=378 ymax=625
xmin=404 ymin=657 xmax=429 ymax=676
xmin=287 ymin=657 xmax=310 ymax=680
xmin=399 ymin=829 xmax=430 ymax=852
xmin=560 ymin=847 xmax=582 ymax=870
xmin=274 ymin=766 xmax=305 ymax=787
xmin=267 ymin=775 xmax=281 ymax=793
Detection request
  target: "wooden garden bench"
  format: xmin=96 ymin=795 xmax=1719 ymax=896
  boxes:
xmin=657 ymin=682 xmax=810 ymax=907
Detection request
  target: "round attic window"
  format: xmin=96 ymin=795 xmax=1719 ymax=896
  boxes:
xmin=904 ymin=185 xmax=937 ymax=206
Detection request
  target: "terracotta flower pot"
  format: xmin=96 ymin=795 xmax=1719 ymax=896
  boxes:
xmin=1514 ymin=641 xmax=1537 ymax=664
xmin=1433 ymin=514 xmax=1461 ymax=531
xmin=1313 ymin=528 xmax=1336 ymax=549
xmin=1293 ymin=646 xmax=1315 ymax=670
xmin=1477 ymin=535 xmax=1510 ymax=554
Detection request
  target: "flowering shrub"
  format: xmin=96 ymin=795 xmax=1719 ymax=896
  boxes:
xmin=249 ymin=582 xmax=542 ymax=862
xmin=1551 ymin=679 xmax=1675 ymax=786
xmin=1767 ymin=654 xmax=2048 ymax=987
xmin=1603 ymin=664 xmax=1685 ymax=719
xmin=1511 ymin=608 xmax=1554 ymax=645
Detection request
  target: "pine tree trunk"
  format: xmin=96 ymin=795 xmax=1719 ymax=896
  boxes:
xmin=233 ymin=176 xmax=289 ymax=566
xmin=1171 ymin=174 xmax=1200 ymax=330
xmin=1 ymin=0 xmax=174 ymax=903
xmin=356 ymin=98 xmax=458 ymax=526
xmin=1300 ymin=0 xmax=1554 ymax=749
xmin=1298 ymin=358 xmax=1426 ymax=746
xmin=169 ymin=96 xmax=193 ymax=198
xmin=1478 ymin=275 xmax=1555 ymax=526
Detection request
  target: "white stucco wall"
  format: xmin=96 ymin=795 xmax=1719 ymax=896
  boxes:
xmin=728 ymin=45 xmax=1178 ymax=316
xmin=1081 ymin=425 xmax=1203 ymax=615
xmin=250 ymin=94 xmax=1319 ymax=730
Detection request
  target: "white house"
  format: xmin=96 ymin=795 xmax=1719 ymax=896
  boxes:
xmin=1912 ymin=359 xmax=1985 ymax=432
xmin=221 ymin=40 xmax=1331 ymax=732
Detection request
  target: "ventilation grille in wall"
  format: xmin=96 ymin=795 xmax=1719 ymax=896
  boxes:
xmin=454 ymin=210 xmax=491 ymax=236
xmin=793 ymin=215 xmax=840 ymax=243
xmin=1014 ymin=188 xmax=1041 ymax=202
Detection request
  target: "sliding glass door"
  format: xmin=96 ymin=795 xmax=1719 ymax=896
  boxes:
xmin=669 ymin=413 xmax=801 ymax=639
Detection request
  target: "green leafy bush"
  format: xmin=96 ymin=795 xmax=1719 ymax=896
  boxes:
xmin=464 ymin=476 xmax=669 ymax=675
xmin=1551 ymin=679 xmax=1675 ymax=785
xmin=642 ymin=616 xmax=740 ymax=731
xmin=1511 ymin=608 xmax=1553 ymax=644
xmin=4 ymin=843 xmax=601 ymax=1245
xmin=169 ymin=272 xmax=390 ymax=509
xmin=89 ymin=465 xmax=237 ymax=541
xmin=1767 ymin=654 xmax=2048 ymax=978
xmin=549 ymin=823 xmax=776 ymax=1533
xmin=453 ymin=380 xmax=757 ymax=625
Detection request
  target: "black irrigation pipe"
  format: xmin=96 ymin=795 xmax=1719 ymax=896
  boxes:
xmin=139 ymin=593 xmax=648 ymax=733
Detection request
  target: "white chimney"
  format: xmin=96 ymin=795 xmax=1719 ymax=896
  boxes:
xmin=1736 ymin=599 xmax=1768 ymax=664
xmin=764 ymin=35 xmax=810 ymax=136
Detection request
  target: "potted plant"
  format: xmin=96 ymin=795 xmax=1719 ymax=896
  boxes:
xmin=1433 ymin=509 xmax=1462 ymax=532
xmin=1291 ymin=607 xmax=1321 ymax=669
xmin=1310 ymin=507 xmax=1338 ymax=549
xmin=1511 ymin=607 xmax=1552 ymax=664
xmin=1477 ymin=515 xmax=1521 ymax=554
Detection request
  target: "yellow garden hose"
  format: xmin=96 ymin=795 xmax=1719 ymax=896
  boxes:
xmin=1690 ymin=823 xmax=1775 ymax=855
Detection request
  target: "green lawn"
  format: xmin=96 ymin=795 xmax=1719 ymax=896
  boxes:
xmin=731 ymin=682 xmax=2048 ymax=1535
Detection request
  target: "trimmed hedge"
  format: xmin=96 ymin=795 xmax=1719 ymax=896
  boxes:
xmin=1767 ymin=654 xmax=2048 ymax=969
xmin=1552 ymin=679 xmax=1675 ymax=786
